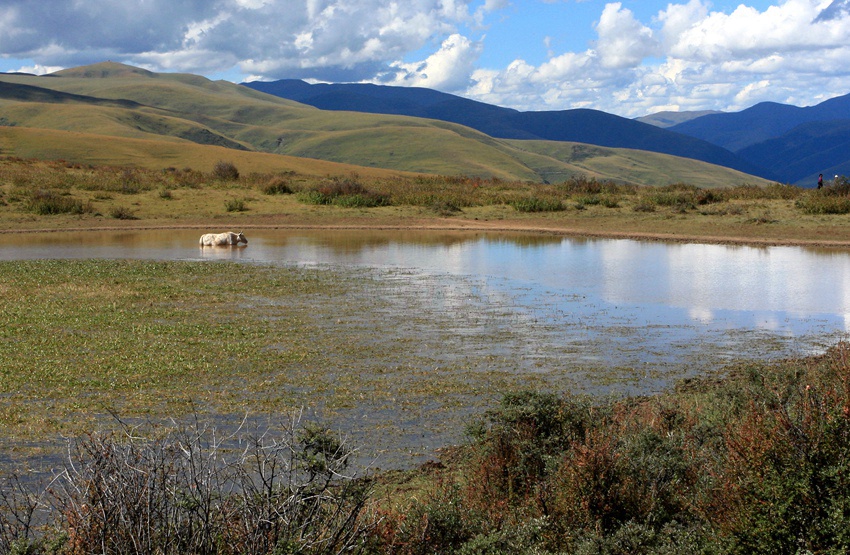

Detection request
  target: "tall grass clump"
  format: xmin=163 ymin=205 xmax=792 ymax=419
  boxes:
xmin=109 ymin=206 xmax=137 ymax=220
xmin=224 ymin=198 xmax=247 ymax=212
xmin=726 ymin=182 xmax=801 ymax=200
xmin=635 ymin=184 xmax=725 ymax=212
xmin=557 ymin=176 xmax=631 ymax=196
xmin=0 ymin=416 xmax=375 ymax=555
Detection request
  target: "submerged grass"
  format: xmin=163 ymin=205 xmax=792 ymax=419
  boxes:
xmin=1 ymin=256 xmax=836 ymax=471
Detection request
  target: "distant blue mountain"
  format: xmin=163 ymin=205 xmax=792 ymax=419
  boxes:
xmin=670 ymin=92 xmax=850 ymax=185
xmin=670 ymin=93 xmax=850 ymax=151
xmin=736 ymin=119 xmax=850 ymax=185
xmin=244 ymin=80 xmax=774 ymax=180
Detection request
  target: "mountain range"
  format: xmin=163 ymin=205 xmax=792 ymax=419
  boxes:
xmin=669 ymin=96 xmax=850 ymax=185
xmin=245 ymin=79 xmax=850 ymax=187
xmin=0 ymin=62 xmax=773 ymax=189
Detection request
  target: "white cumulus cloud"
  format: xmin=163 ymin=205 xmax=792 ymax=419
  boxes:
xmin=384 ymin=33 xmax=482 ymax=90
xmin=2 ymin=0 xmax=850 ymax=117
xmin=594 ymin=3 xmax=659 ymax=69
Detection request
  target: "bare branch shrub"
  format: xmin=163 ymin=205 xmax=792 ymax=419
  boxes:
xmin=2 ymin=414 xmax=375 ymax=554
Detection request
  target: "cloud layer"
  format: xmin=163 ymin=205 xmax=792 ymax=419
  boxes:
xmin=1 ymin=0 xmax=849 ymax=117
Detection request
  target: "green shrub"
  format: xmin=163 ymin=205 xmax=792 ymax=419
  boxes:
xmin=371 ymin=343 xmax=850 ymax=554
xmin=261 ymin=177 xmax=292 ymax=195
xmin=224 ymin=198 xmax=246 ymax=212
xmin=557 ymin=176 xmax=629 ymax=196
xmin=333 ymin=193 xmax=389 ymax=208
xmin=574 ymin=194 xmax=601 ymax=206
xmin=299 ymin=177 xmax=389 ymax=208
xmin=795 ymin=194 xmax=850 ymax=214
xmin=644 ymin=191 xmax=696 ymax=210
xmin=510 ymin=197 xmax=564 ymax=213
xmin=601 ymin=196 xmax=620 ymax=208
xmin=26 ymin=190 xmax=90 ymax=215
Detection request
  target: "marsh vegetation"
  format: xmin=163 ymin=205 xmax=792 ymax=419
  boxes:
xmin=2 ymin=156 xmax=850 ymax=245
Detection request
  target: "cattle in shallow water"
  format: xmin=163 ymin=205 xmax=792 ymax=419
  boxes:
xmin=199 ymin=231 xmax=247 ymax=246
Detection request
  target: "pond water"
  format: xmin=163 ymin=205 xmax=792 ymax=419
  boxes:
xmin=3 ymin=228 xmax=848 ymax=337
xmin=3 ymin=229 xmax=849 ymax=467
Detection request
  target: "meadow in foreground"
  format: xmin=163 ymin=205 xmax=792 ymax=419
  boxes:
xmin=4 ymin=343 xmax=850 ymax=554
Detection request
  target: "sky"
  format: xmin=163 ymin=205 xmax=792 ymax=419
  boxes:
xmin=1 ymin=0 xmax=849 ymax=118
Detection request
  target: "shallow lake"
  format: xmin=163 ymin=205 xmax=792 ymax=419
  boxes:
xmin=3 ymin=228 xmax=848 ymax=335
xmin=3 ymin=228 xmax=849 ymax=466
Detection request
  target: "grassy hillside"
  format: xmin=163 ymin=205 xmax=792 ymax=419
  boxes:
xmin=0 ymin=62 xmax=774 ymax=187
xmin=507 ymin=140 xmax=772 ymax=188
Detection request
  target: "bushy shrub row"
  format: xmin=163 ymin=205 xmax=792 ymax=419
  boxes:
xmin=371 ymin=342 xmax=850 ymax=554
xmin=510 ymin=197 xmax=564 ymax=213
xmin=4 ymin=157 xmax=850 ymax=218
xmin=796 ymin=180 xmax=850 ymax=214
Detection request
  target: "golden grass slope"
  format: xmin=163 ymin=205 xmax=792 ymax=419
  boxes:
xmin=0 ymin=126 xmax=412 ymax=178
xmin=0 ymin=61 xmax=774 ymax=187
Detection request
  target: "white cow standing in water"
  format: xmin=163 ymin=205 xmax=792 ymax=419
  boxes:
xmin=199 ymin=231 xmax=248 ymax=246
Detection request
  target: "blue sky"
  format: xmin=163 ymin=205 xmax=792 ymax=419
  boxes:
xmin=1 ymin=0 xmax=849 ymax=117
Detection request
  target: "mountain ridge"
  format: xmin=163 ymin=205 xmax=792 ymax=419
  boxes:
xmin=244 ymin=79 xmax=773 ymax=180
xmin=0 ymin=62 xmax=773 ymax=188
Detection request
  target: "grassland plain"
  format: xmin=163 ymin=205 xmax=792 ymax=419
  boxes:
xmin=3 ymin=155 xmax=850 ymax=552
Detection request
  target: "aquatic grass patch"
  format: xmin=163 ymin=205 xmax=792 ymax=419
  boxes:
xmin=0 ymin=260 xmax=337 ymax=435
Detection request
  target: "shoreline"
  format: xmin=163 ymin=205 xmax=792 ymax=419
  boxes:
xmin=4 ymin=220 xmax=850 ymax=249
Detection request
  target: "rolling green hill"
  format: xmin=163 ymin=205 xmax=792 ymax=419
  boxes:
xmin=0 ymin=62 xmax=773 ymax=187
